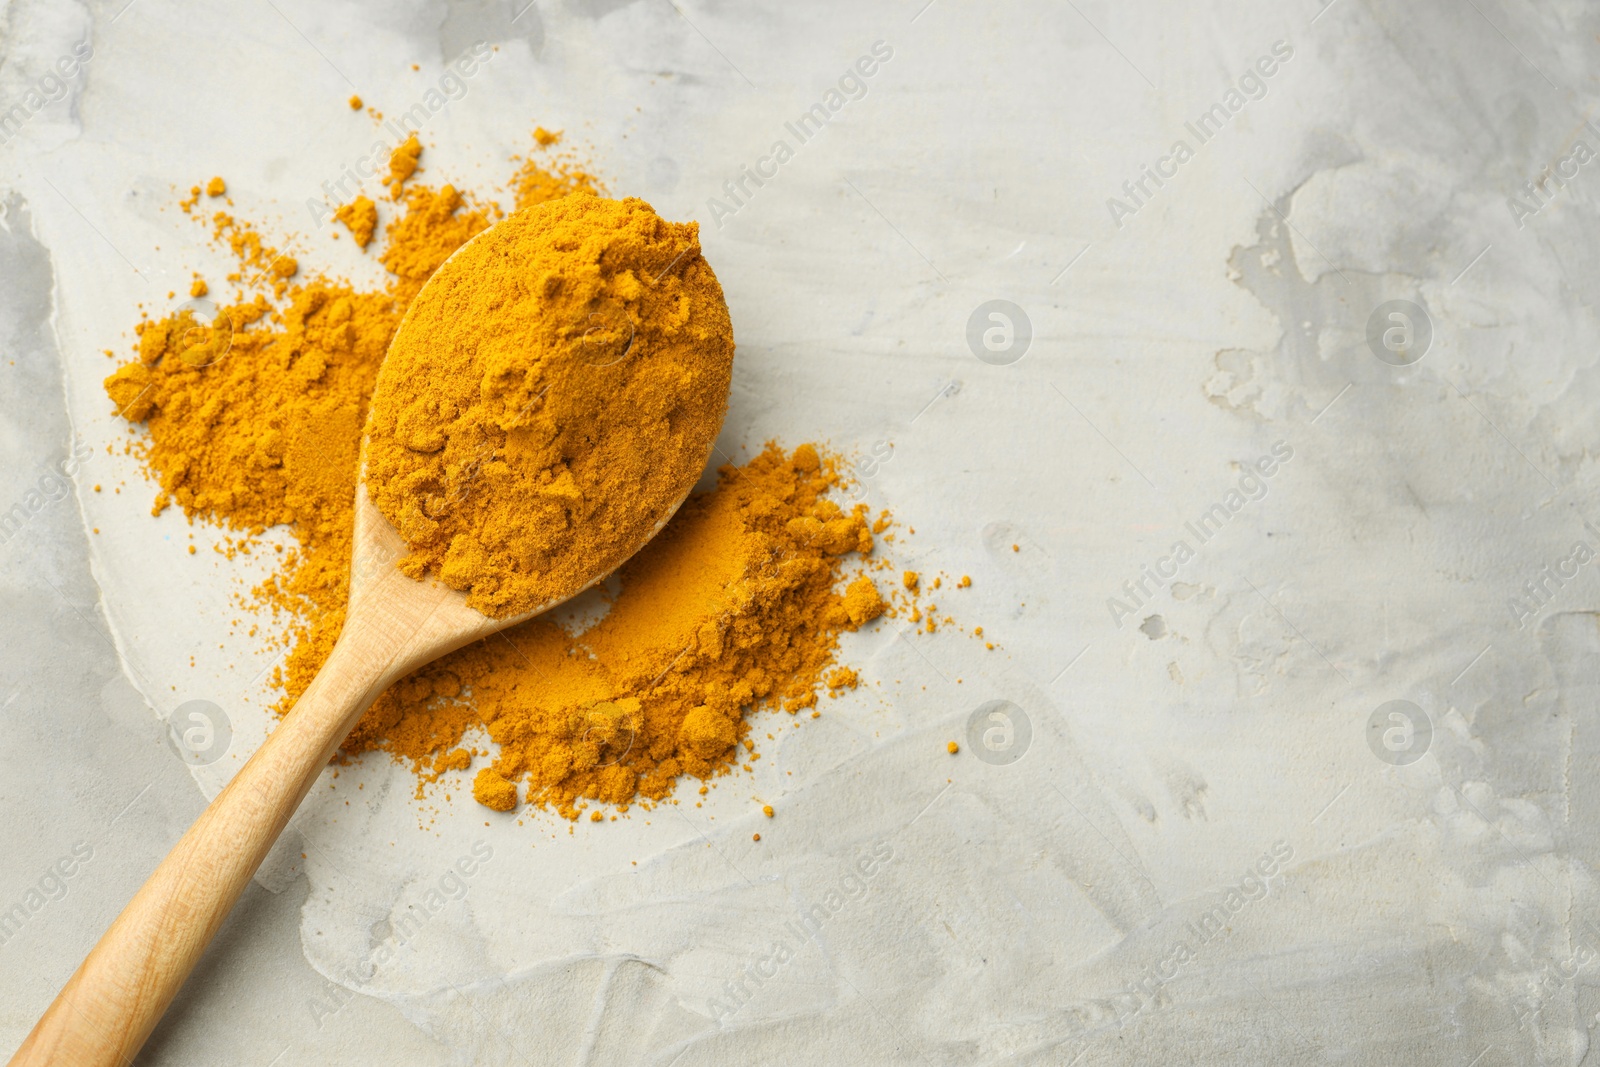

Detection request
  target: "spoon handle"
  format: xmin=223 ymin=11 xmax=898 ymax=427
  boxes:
xmin=7 ymin=622 xmax=395 ymax=1067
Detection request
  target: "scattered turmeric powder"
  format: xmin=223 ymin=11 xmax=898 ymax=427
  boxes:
xmin=841 ymin=576 xmax=886 ymax=627
xmin=205 ymin=176 xmax=225 ymax=197
xmin=105 ymin=132 xmax=933 ymax=821
xmin=469 ymin=767 xmax=514 ymax=811
xmin=511 ymin=128 xmax=601 ymax=210
xmin=386 ymin=135 xmax=422 ymax=199
xmin=379 ymin=181 xmax=493 ymax=306
xmin=333 ymin=196 xmax=377 ymax=249
xmin=364 ymin=194 xmax=734 ymax=618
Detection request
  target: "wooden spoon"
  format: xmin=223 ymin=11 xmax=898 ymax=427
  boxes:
xmin=8 ymin=218 xmax=714 ymax=1067
xmin=9 ymin=477 xmax=669 ymax=1066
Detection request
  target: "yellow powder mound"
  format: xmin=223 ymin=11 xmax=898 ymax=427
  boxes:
xmin=473 ymin=768 xmax=518 ymax=811
xmin=386 ymin=134 xmax=422 ymax=198
xmin=333 ymin=196 xmax=377 ymax=248
xmin=364 ymin=195 xmax=734 ymax=618
xmin=104 ymin=130 xmax=943 ymax=820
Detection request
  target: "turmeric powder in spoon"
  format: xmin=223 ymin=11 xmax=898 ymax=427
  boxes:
xmin=363 ymin=193 xmax=734 ymax=617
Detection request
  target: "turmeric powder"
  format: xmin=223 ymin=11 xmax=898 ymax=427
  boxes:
xmin=511 ymin=129 xmax=601 ymax=211
xmin=385 ymin=134 xmax=421 ymax=198
xmin=364 ymin=194 xmax=734 ymax=618
xmin=333 ymin=196 xmax=377 ymax=248
xmin=104 ymin=130 xmax=933 ymax=820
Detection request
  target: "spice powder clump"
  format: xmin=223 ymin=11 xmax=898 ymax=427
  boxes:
xmin=364 ymin=194 xmax=734 ymax=618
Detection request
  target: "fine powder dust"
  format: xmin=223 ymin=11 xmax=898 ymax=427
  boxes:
xmin=365 ymin=195 xmax=734 ymax=618
xmin=103 ymin=130 xmax=959 ymax=819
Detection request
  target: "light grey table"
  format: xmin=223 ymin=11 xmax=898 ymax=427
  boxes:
xmin=3 ymin=1 xmax=1598 ymax=1064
